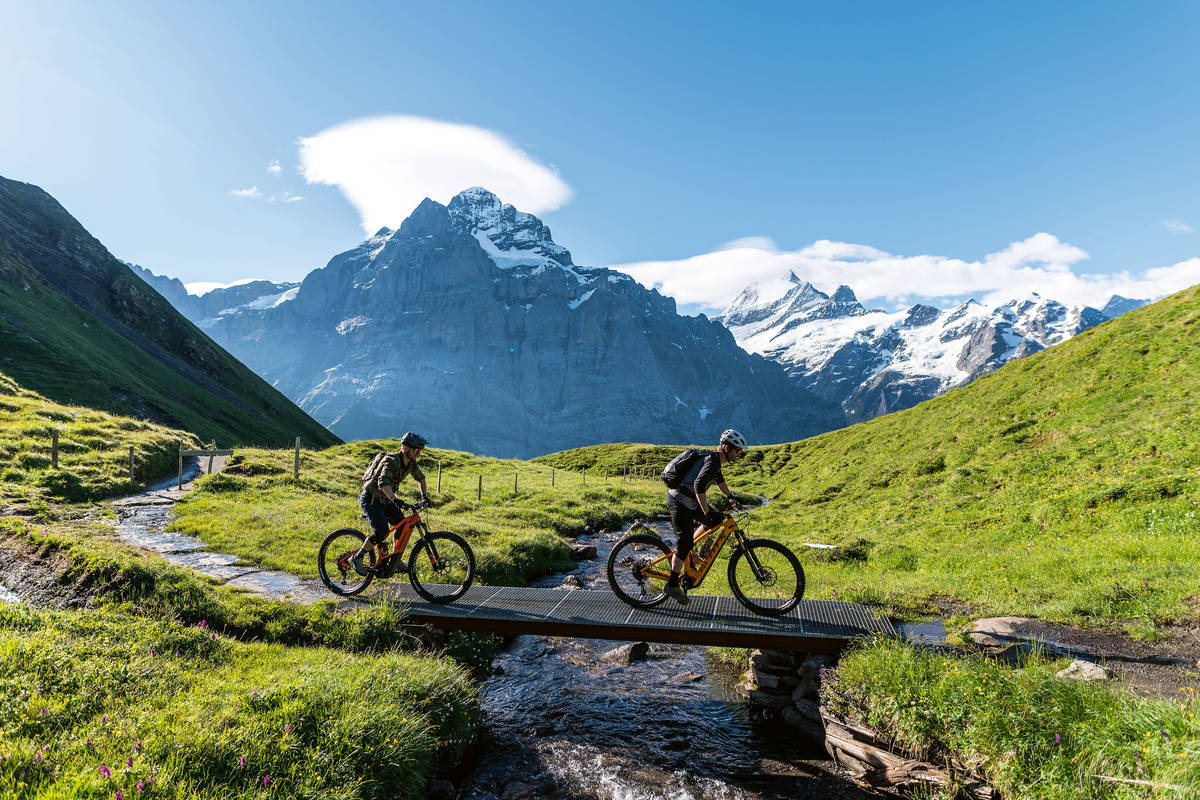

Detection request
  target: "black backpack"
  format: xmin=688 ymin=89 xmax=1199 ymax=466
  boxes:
xmin=661 ymin=448 xmax=705 ymax=490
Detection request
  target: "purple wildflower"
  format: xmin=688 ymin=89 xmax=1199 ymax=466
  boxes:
xmin=284 ymin=724 xmax=291 ymax=733
xmin=263 ymin=775 xmax=271 ymax=787
xmin=174 ymin=652 xmax=180 ymax=658
xmin=126 ymin=756 xmax=133 ymax=768
xmin=116 ymin=792 xmax=123 ymax=800
xmin=149 ymin=649 xmax=155 ymax=656
xmin=35 ymin=753 xmax=42 ymax=763
xmin=40 ymin=707 xmax=47 ymax=716
xmin=98 ymin=764 xmax=113 ymax=778
xmin=1055 ymin=733 xmax=1062 ymax=744
xmin=197 ymin=619 xmax=207 ymax=629
xmin=251 ymin=690 xmax=258 ymax=698
xmin=136 ymin=781 xmax=144 ymax=794
xmin=86 ymin=738 xmax=92 ymax=746
xmin=239 ymin=755 xmax=246 ymax=767
xmin=134 ymin=741 xmax=141 ymax=752
xmin=102 ymin=715 xmax=108 ymax=723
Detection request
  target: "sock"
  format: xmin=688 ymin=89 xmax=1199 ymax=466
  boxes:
xmin=667 ymin=572 xmax=680 ymax=587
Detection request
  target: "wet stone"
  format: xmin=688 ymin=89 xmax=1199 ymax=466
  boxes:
xmin=569 ymin=543 xmax=598 ymax=561
xmin=169 ymin=551 xmax=243 ymax=569
xmin=601 ymin=641 xmax=649 ymax=663
xmin=117 ymin=530 xmax=208 ymax=554
xmin=970 ymin=616 xmax=1035 ymax=647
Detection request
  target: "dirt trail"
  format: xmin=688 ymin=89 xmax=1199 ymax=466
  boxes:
xmin=106 ymin=455 xmax=327 ymax=603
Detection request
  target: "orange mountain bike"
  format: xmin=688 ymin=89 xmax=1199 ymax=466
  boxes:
xmin=606 ymin=504 xmax=803 ymax=616
xmin=317 ymin=498 xmax=474 ymax=603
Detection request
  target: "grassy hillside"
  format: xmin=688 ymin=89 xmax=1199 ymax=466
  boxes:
xmin=0 ymin=175 xmax=339 ymax=448
xmin=537 ymin=285 xmax=1200 ymax=631
xmin=168 ymin=441 xmax=667 ymax=586
xmin=0 ymin=606 xmax=476 ymax=800
xmin=0 ymin=371 xmax=197 ymax=507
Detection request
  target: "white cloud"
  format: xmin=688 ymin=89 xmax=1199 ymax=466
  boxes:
xmin=609 ymin=234 xmax=1200 ymax=312
xmin=1164 ymin=219 xmax=1194 ymax=234
xmin=267 ymin=160 xmax=282 ymax=176
xmin=230 ymin=186 xmax=302 ymax=204
xmin=297 ymin=115 xmax=572 ymax=234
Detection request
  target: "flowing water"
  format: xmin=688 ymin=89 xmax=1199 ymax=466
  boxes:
xmin=457 ymin=524 xmax=870 ymax=800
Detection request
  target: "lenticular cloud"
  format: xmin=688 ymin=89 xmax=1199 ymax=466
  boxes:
xmin=299 ymin=116 xmax=572 ymax=234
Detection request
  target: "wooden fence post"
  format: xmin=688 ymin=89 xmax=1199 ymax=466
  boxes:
xmin=207 ymin=446 xmax=214 ymax=475
xmin=178 ymin=441 xmax=183 ymax=490
xmin=293 ymin=437 xmax=301 ymax=479
xmin=582 ymin=468 xmax=586 ymax=486
xmin=437 ymin=461 xmax=442 ymax=494
xmin=551 ymin=468 xmax=555 ymax=487
xmin=51 ymin=430 xmax=58 ymax=469
xmin=477 ymin=474 xmax=482 ymax=500
xmin=514 ymin=471 xmax=518 ymax=493
xmin=129 ymin=445 xmax=135 ymax=481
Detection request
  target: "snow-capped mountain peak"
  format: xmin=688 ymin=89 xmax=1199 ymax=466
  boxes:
xmin=447 ymin=187 xmax=573 ymax=268
xmin=718 ymin=278 xmax=1136 ymax=422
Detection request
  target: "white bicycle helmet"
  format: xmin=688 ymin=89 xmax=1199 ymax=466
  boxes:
xmin=720 ymin=429 xmax=748 ymax=450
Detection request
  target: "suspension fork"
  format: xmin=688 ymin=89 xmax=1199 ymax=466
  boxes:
xmin=733 ymin=529 xmax=767 ymax=579
xmin=415 ymin=522 xmax=442 ymax=567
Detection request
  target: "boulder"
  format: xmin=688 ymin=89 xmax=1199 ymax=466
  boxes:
xmin=1056 ymin=660 xmax=1113 ymax=682
xmin=993 ymin=642 xmax=1037 ymax=665
xmin=602 ymin=641 xmax=649 ymax=663
xmin=570 ymin=543 xmax=598 ymax=561
xmin=782 ymin=703 xmax=825 ymax=740
xmin=969 ymin=617 xmax=1034 ymax=647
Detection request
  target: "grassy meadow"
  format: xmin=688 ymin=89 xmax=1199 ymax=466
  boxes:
xmin=827 ymin=638 xmax=1200 ymax=799
xmin=0 ymin=605 xmax=477 ymax=800
xmin=0 ymin=371 xmax=196 ymax=508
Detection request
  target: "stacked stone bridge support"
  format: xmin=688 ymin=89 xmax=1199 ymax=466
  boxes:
xmin=735 ymin=648 xmax=833 ymax=742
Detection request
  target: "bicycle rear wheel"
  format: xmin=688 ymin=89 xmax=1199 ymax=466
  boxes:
xmin=727 ymin=538 xmax=804 ymax=616
xmin=606 ymin=533 xmax=671 ymax=608
xmin=408 ymin=531 xmax=475 ymax=603
xmin=318 ymin=528 xmax=375 ymax=597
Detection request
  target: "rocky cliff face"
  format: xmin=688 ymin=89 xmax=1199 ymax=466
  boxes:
xmin=128 ymin=264 xmax=298 ymax=323
xmin=200 ymin=189 xmax=843 ymax=456
xmin=719 ymin=274 xmax=1140 ymax=423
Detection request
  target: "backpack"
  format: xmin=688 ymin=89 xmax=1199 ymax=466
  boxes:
xmin=661 ymin=448 xmax=705 ymax=490
xmin=361 ymin=451 xmax=399 ymax=494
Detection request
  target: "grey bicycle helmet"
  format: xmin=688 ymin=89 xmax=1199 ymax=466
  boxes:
xmin=720 ymin=429 xmax=747 ymax=450
xmin=400 ymin=431 xmax=427 ymax=449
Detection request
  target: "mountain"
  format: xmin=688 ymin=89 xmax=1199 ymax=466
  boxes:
xmin=718 ymin=273 xmax=1139 ymax=422
xmin=0 ymin=175 xmax=340 ymax=448
xmin=194 ymin=188 xmax=843 ymax=457
xmin=127 ymin=263 xmax=299 ymax=323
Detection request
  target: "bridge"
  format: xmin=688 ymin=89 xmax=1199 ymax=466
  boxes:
xmin=374 ymin=584 xmax=895 ymax=653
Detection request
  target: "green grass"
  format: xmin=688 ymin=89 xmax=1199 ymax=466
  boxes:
xmin=169 ymin=440 xmax=668 ymax=586
xmin=536 ymin=285 xmax=1200 ymax=632
xmin=0 ymin=518 xmax=424 ymax=653
xmin=826 ymin=638 xmax=1200 ymax=799
xmin=0 ymin=372 xmax=197 ymax=506
xmin=0 ymin=605 xmax=478 ymax=799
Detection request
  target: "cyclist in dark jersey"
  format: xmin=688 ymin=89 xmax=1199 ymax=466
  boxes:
xmin=351 ymin=431 xmax=430 ymax=574
xmin=664 ymin=429 xmax=747 ymax=605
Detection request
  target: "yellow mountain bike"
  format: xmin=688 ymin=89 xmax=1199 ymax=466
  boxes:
xmin=606 ymin=504 xmax=804 ymax=616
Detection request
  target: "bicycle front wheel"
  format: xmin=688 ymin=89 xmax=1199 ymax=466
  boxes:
xmin=318 ymin=528 xmax=375 ymax=597
xmin=408 ymin=531 xmax=475 ymax=603
xmin=727 ymin=538 xmax=804 ymax=616
xmin=606 ymin=533 xmax=671 ymax=608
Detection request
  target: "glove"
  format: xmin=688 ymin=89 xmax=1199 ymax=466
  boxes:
xmin=704 ymin=509 xmax=725 ymax=527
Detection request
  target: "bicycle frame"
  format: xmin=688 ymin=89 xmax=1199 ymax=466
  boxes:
xmin=376 ymin=509 xmax=428 ymax=562
xmin=639 ymin=512 xmax=751 ymax=590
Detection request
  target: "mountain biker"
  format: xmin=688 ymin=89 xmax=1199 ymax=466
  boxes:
xmin=664 ymin=429 xmax=746 ymax=605
xmin=351 ymin=431 xmax=431 ymax=573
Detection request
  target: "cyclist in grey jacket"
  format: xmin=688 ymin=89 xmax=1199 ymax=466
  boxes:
xmin=664 ymin=429 xmax=746 ymax=604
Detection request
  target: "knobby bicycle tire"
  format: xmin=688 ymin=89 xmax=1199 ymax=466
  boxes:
xmin=606 ymin=532 xmax=671 ymax=608
xmin=318 ymin=528 xmax=375 ymax=597
xmin=727 ymin=538 xmax=804 ymax=616
xmin=407 ymin=530 xmax=475 ymax=603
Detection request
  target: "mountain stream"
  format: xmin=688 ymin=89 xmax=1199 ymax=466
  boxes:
xmin=457 ymin=523 xmax=869 ymax=800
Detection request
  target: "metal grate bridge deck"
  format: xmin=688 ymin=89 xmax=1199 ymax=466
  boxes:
xmin=372 ymin=584 xmax=895 ymax=652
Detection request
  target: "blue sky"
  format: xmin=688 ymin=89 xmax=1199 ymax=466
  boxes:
xmin=2 ymin=1 xmax=1198 ymax=312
